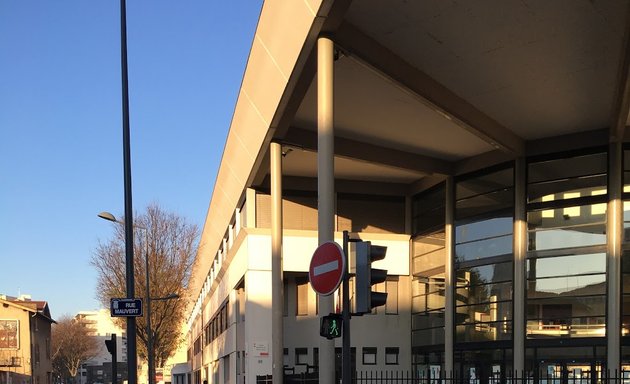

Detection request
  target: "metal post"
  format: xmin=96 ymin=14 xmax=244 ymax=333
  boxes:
xmin=317 ymin=35 xmax=335 ymax=384
xmin=271 ymin=142 xmax=284 ymax=384
xmin=120 ymin=1 xmax=137 ymax=384
xmin=145 ymin=228 xmax=154 ymax=384
xmin=513 ymin=158 xmax=526 ymax=375
xmin=342 ymin=231 xmax=351 ymax=384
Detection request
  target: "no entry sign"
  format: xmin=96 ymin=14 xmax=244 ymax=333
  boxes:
xmin=309 ymin=241 xmax=345 ymax=296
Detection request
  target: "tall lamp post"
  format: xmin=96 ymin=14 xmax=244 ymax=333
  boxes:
xmin=99 ymin=212 xmax=179 ymax=384
xmin=118 ymin=0 xmax=137 ymax=383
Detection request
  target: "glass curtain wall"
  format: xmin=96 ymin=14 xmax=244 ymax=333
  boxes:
xmin=411 ymin=184 xmax=446 ymax=379
xmin=526 ymin=149 xmax=608 ymax=378
xmin=454 ymin=164 xmax=515 ymax=381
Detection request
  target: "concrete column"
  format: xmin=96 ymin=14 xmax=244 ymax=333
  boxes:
xmin=445 ymin=177 xmax=454 ymax=378
xmin=513 ymin=158 xmax=526 ymax=375
xmin=607 ymin=140 xmax=623 ymax=375
xmin=317 ymin=35 xmax=335 ymax=384
xmin=271 ymin=142 xmax=284 ymax=384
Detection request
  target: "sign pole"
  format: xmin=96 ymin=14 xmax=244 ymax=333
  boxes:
xmin=342 ymin=231 xmax=351 ymax=384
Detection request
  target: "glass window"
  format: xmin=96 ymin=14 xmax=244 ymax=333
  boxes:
xmin=385 ymin=347 xmax=399 ymax=365
xmin=295 ymin=348 xmax=308 ymax=365
xmin=527 ymin=296 xmax=606 ymax=339
xmin=456 ymin=234 xmax=513 ymax=262
xmin=457 ymin=262 xmax=513 ymax=286
xmin=457 ymin=167 xmax=513 ymax=200
xmin=456 ymin=321 xmax=512 ymax=342
xmin=456 ymin=281 xmax=513 ymax=305
xmin=528 ymin=253 xmax=606 ymax=278
xmin=362 ymin=347 xmax=377 ymax=365
xmin=413 ymin=184 xmax=445 ymax=236
xmin=528 ymin=177 xmax=607 ymax=204
xmin=456 ymin=217 xmax=513 ymax=244
xmin=455 ymin=165 xmax=514 ymax=346
xmin=529 ymin=152 xmax=606 ymax=187
xmin=456 ymin=189 xmax=514 ymax=221
xmin=413 ymin=279 xmax=446 ymax=313
xmin=528 ymin=276 xmax=606 ymax=298
xmin=528 ymin=207 xmax=606 ymax=251
xmin=0 ymin=320 xmax=19 ymax=349
xmin=527 ymin=254 xmax=606 ymax=297
xmin=528 ymin=152 xmax=607 ymax=204
xmin=296 ymin=277 xmax=308 ymax=316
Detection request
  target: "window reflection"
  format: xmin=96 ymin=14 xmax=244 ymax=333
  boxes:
xmin=528 ymin=176 xmax=607 ymax=204
xmin=456 ymin=235 xmax=513 ymax=262
xmin=455 ymin=165 xmax=514 ymax=344
xmin=456 ymin=217 xmax=512 ymax=243
xmin=527 ymin=256 xmax=606 ymax=339
xmin=528 ymin=206 xmax=606 ymax=251
xmin=457 ymin=263 xmax=513 ymax=286
xmin=527 ymin=296 xmax=606 ymax=338
xmin=528 ymin=254 xmax=606 ymax=278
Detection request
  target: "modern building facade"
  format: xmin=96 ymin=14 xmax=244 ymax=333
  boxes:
xmin=184 ymin=1 xmax=630 ymax=384
xmin=0 ymin=295 xmax=55 ymax=384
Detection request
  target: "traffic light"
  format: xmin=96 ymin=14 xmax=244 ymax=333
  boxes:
xmin=105 ymin=334 xmax=117 ymax=384
xmin=354 ymin=241 xmax=387 ymax=314
xmin=320 ymin=313 xmax=342 ymax=339
xmin=105 ymin=333 xmax=117 ymax=360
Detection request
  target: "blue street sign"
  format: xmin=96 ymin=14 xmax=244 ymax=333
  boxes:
xmin=110 ymin=298 xmax=143 ymax=317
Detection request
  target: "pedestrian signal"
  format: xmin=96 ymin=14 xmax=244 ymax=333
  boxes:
xmin=320 ymin=313 xmax=342 ymax=339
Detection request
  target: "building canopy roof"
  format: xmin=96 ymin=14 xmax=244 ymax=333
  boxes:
xmin=189 ymin=0 xmax=630 ymax=305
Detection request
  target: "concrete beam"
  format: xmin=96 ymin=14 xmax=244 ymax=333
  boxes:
xmin=283 ymin=126 xmax=453 ymax=175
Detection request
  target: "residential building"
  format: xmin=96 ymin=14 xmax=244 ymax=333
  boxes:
xmin=184 ymin=1 xmax=630 ymax=384
xmin=74 ymin=310 xmax=127 ymax=384
xmin=0 ymin=295 xmax=54 ymax=384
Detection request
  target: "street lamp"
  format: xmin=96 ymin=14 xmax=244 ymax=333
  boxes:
xmin=98 ymin=212 xmax=178 ymax=384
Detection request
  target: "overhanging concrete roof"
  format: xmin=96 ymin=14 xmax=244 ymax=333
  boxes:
xmin=190 ymin=0 xmax=630 ymax=304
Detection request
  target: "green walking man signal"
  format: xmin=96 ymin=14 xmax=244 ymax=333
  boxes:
xmin=320 ymin=313 xmax=343 ymax=339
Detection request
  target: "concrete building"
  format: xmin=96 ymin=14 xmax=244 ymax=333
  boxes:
xmin=184 ymin=1 xmax=630 ymax=383
xmin=74 ymin=310 xmax=127 ymax=384
xmin=0 ymin=295 xmax=55 ymax=384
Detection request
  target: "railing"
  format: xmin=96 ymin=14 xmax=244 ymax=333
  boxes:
xmin=0 ymin=356 xmax=21 ymax=367
xmin=267 ymin=370 xmax=630 ymax=384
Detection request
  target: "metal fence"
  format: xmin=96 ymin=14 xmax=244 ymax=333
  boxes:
xmin=258 ymin=370 xmax=630 ymax=384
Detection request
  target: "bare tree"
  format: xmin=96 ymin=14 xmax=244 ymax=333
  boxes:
xmin=52 ymin=316 xmax=100 ymax=383
xmin=91 ymin=204 xmax=198 ymax=368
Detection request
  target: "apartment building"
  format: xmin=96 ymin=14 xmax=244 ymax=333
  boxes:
xmin=0 ymin=295 xmax=54 ymax=384
xmin=74 ymin=310 xmax=127 ymax=384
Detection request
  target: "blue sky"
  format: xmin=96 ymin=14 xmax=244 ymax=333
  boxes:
xmin=0 ymin=1 xmax=262 ymax=319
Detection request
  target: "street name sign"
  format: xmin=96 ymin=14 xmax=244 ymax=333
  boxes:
xmin=110 ymin=298 xmax=143 ymax=317
xmin=309 ymin=241 xmax=345 ymax=296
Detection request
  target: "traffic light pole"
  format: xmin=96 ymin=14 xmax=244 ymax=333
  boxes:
xmin=342 ymin=231 xmax=351 ymax=384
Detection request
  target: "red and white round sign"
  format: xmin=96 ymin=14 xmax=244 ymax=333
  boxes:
xmin=309 ymin=241 xmax=345 ymax=296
